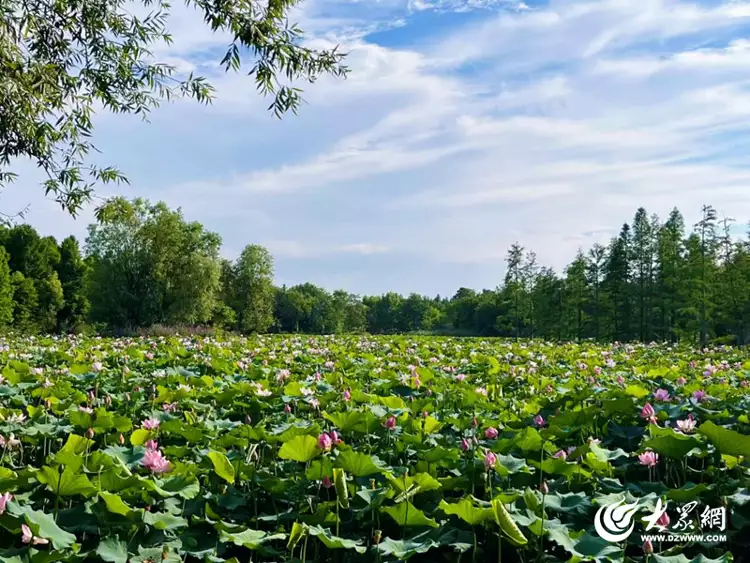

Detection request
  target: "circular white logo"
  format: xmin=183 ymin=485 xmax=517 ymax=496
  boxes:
xmin=594 ymin=499 xmax=641 ymax=542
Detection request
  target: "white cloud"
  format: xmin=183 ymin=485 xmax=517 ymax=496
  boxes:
xmin=594 ymin=39 xmax=750 ymax=77
xmin=265 ymin=240 xmax=390 ymax=259
xmin=13 ymin=0 xmax=750 ymax=294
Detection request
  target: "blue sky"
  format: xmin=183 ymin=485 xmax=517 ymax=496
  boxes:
xmin=7 ymin=0 xmax=750 ymax=296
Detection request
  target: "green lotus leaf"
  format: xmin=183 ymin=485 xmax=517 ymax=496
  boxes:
xmin=278 ymin=435 xmax=320 ymax=463
xmin=207 ymin=451 xmax=235 ymax=484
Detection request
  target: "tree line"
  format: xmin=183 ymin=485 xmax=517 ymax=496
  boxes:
xmin=0 ymin=198 xmax=746 ymax=345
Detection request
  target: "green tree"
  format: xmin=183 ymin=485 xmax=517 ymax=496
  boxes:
xmin=603 ymin=224 xmax=632 ymax=341
xmin=655 ymin=209 xmax=686 ymax=343
xmin=586 ymin=243 xmax=606 ymax=341
xmin=447 ymin=288 xmax=479 ymax=333
xmin=233 ymin=245 xmax=275 ymax=333
xmin=501 ymin=243 xmax=527 ymax=338
xmin=401 ymin=293 xmax=431 ymax=332
xmin=87 ymin=198 xmax=222 ymax=329
xmin=564 ymin=250 xmax=589 ymax=341
xmin=364 ymin=293 xmax=404 ymax=334
xmin=56 ymin=236 xmax=89 ymax=331
xmin=4 ymin=225 xmax=58 ymax=280
xmin=531 ymin=267 xmax=564 ymax=340
xmin=35 ymin=272 xmax=64 ymax=333
xmin=140 ymin=204 xmax=222 ymax=324
xmin=342 ymin=294 xmax=368 ymax=333
xmin=275 ymin=285 xmax=311 ymax=333
xmin=631 ymin=208 xmax=658 ymax=341
xmin=11 ymin=271 xmax=37 ymax=332
xmin=694 ymin=205 xmax=718 ymax=347
xmin=714 ymin=216 xmax=750 ymax=344
xmin=1 ymin=0 xmax=348 ymax=214
xmin=0 ymin=247 xmax=14 ymax=327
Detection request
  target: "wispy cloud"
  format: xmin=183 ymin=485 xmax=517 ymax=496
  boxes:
xmin=265 ymin=239 xmax=390 ymax=259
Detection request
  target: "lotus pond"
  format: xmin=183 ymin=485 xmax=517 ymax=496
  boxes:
xmin=0 ymin=334 xmax=746 ymax=562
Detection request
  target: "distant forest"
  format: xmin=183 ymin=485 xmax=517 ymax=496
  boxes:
xmin=0 ymin=198 xmax=746 ymax=346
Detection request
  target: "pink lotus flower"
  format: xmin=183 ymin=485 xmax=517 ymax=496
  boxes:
xmin=692 ymin=390 xmax=707 ymax=402
xmin=328 ymin=431 xmax=341 ymax=445
xmin=653 ymin=389 xmax=671 ymax=402
xmin=343 ymin=389 xmax=351 ymax=401
xmin=643 ymin=539 xmax=654 ymax=554
xmin=119 ymin=433 xmax=125 ymax=445
xmin=92 ymin=362 xmax=103 ymax=372
xmin=640 ymin=403 xmax=656 ymax=420
xmin=533 ymin=415 xmax=545 ymax=427
xmin=78 ymin=406 xmax=93 ymax=414
xmin=657 ymin=511 xmax=670 ymax=528
xmin=676 ymin=414 xmax=696 ymax=433
xmin=460 ymin=438 xmax=471 ymax=452
xmin=276 ymin=369 xmax=291 ymax=382
xmin=483 ymin=451 xmax=498 ymax=470
xmin=87 ymin=428 xmax=95 ymax=439
xmin=616 ymin=375 xmax=625 ymax=385
xmin=145 ymin=440 xmax=158 ymax=450
xmin=553 ymin=449 xmax=568 ymax=460
xmin=676 ymin=377 xmax=687 ymax=385
xmin=638 ymin=450 xmax=659 ymax=467
xmin=594 ymin=366 xmax=602 ymax=376
xmin=146 ymin=353 xmax=154 ymax=360
xmin=141 ymin=449 xmax=171 ymax=473
xmin=384 ymin=416 xmax=397 ymax=430
xmin=284 ymin=404 xmax=292 ymax=414
xmin=21 ymin=524 xmax=48 ymax=545
xmin=539 ymin=481 xmax=549 ymax=495
xmin=456 ymin=373 xmax=466 ymax=382
xmin=317 ymin=433 xmax=333 ymax=451
xmin=471 ymin=417 xmax=478 ymax=428
xmin=322 ymin=475 xmax=332 ymax=489
xmin=141 ymin=418 xmax=160 ymax=430
xmin=484 ymin=427 xmax=499 ymax=439
xmin=0 ymin=492 xmax=12 ymax=514
xmin=162 ymin=402 xmax=178 ymax=412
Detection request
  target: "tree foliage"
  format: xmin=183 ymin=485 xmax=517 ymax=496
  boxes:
xmin=0 ymin=201 xmax=749 ymax=344
xmin=86 ymin=198 xmax=221 ymax=329
xmin=0 ymin=0 xmax=348 ymax=215
xmin=231 ymin=245 xmax=275 ymax=333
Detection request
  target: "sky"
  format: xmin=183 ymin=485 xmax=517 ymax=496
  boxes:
xmin=7 ymin=0 xmax=750 ymax=297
